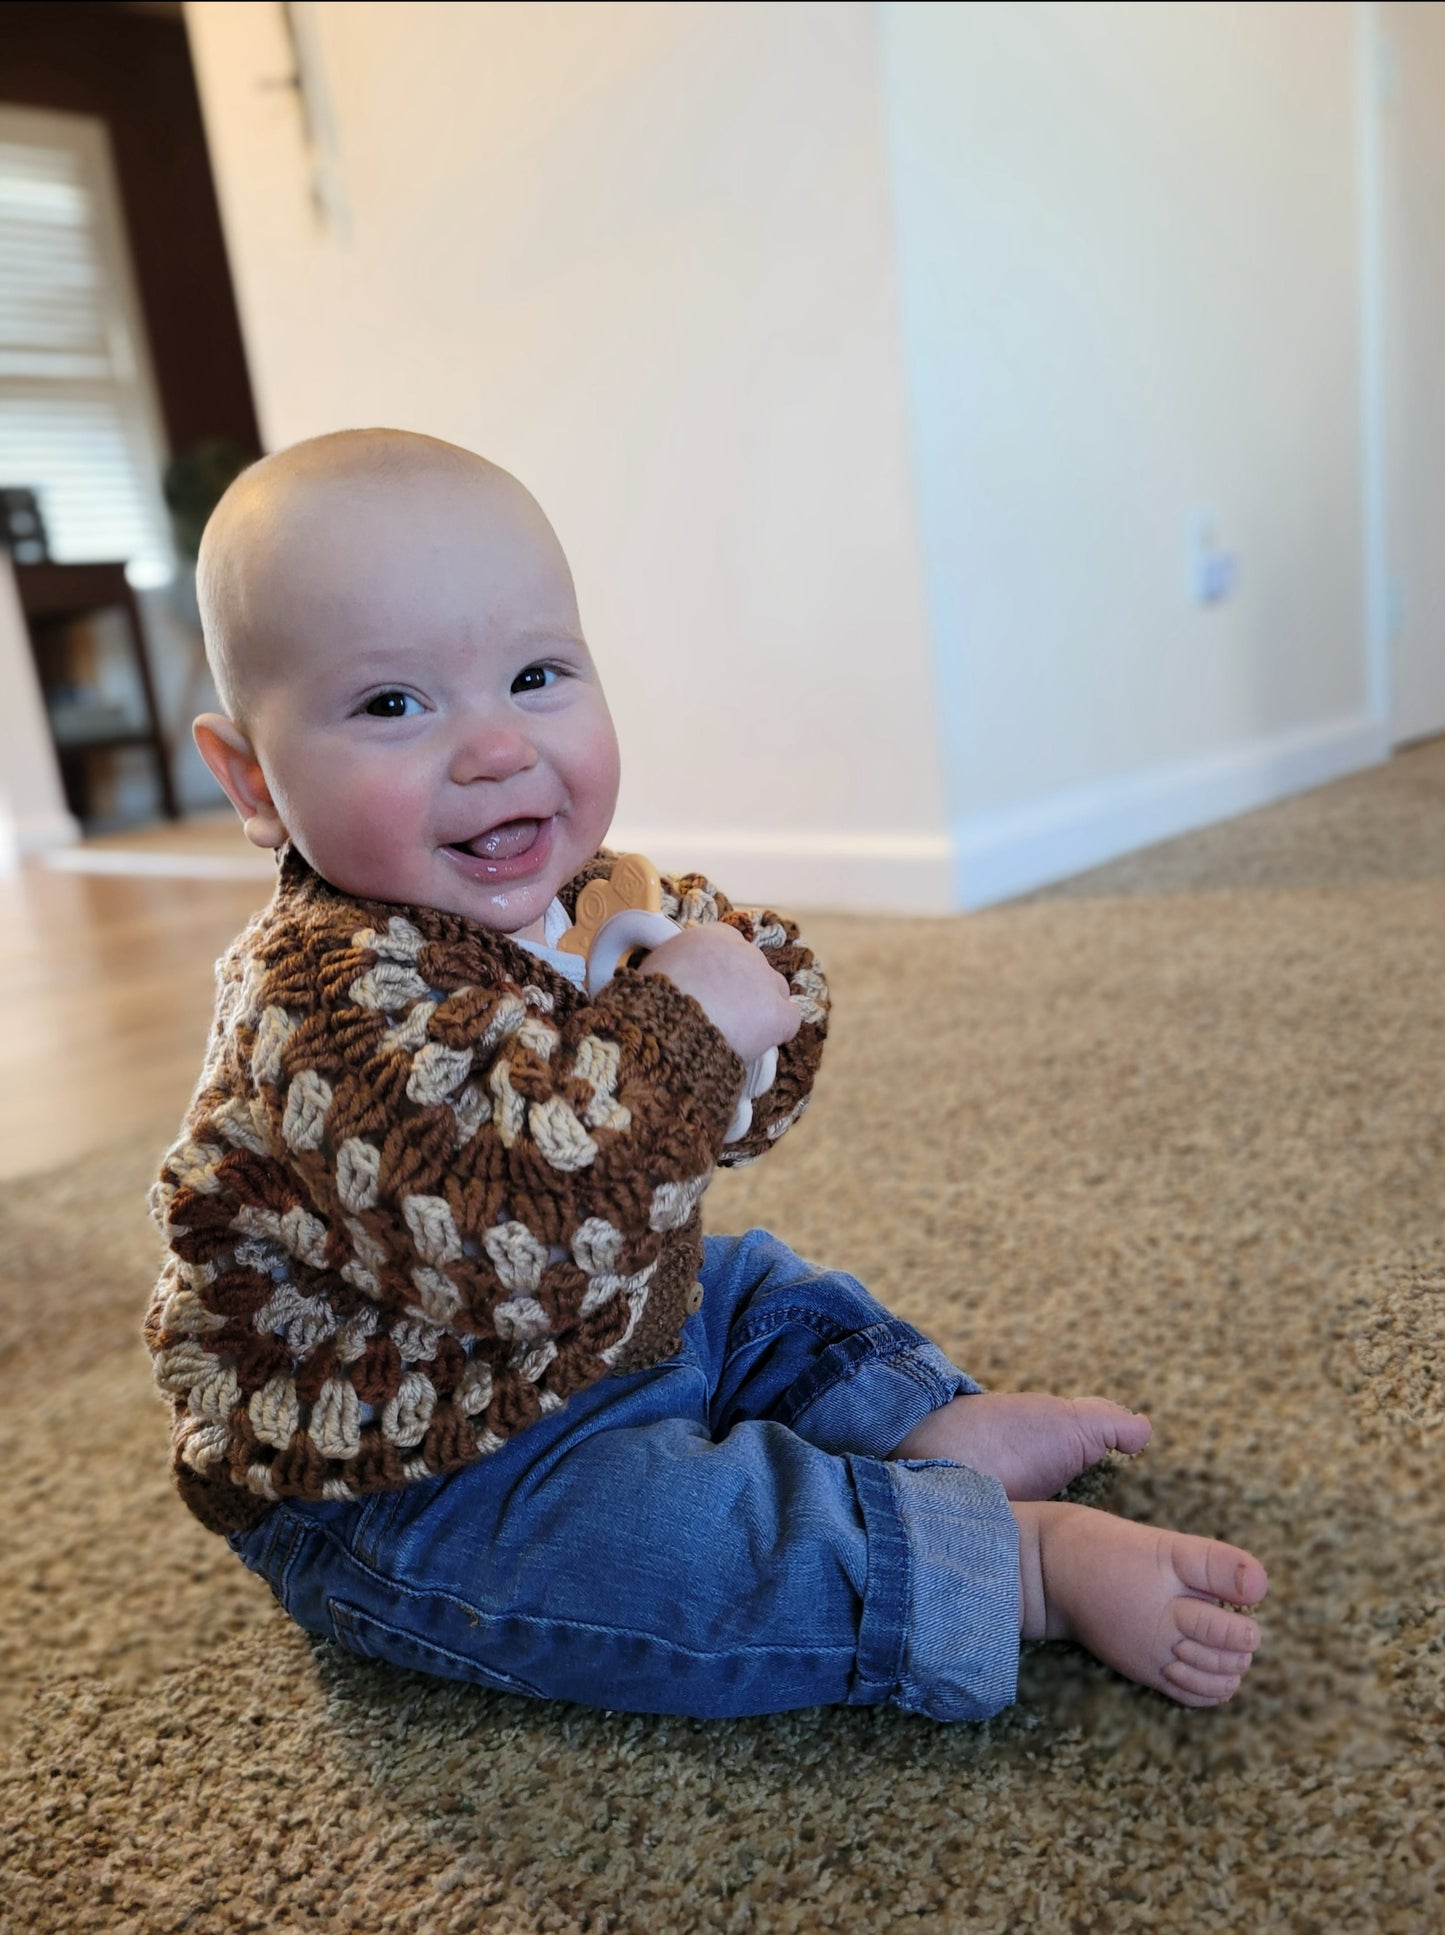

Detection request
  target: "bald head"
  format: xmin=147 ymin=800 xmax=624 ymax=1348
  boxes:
xmin=197 ymin=429 xmax=570 ymax=726
xmin=190 ymin=426 xmax=618 ymax=931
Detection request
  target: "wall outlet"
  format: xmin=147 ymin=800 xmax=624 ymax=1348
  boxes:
xmin=1187 ymin=513 xmax=1238 ymax=605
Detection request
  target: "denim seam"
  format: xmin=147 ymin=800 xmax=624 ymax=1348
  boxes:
xmin=845 ymin=1456 xmax=910 ymax=1705
xmin=328 ymin=1596 xmax=547 ymax=1697
xmin=788 ymin=1348 xmax=953 ymax=1429
xmin=265 ymin=1509 xmax=313 ymax=1610
xmin=730 ymin=1303 xmax=851 ymax=1349
xmin=774 ymin=1322 xmax=958 ymax=1439
xmin=314 ymin=1543 xmax=857 ymax=1666
xmin=352 ymin=1487 xmax=405 ymax=1572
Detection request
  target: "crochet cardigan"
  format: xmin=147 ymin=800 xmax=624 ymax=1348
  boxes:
xmin=146 ymin=848 xmax=829 ymax=1536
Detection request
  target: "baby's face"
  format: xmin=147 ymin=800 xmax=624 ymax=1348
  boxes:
xmin=236 ymin=466 xmax=620 ymax=939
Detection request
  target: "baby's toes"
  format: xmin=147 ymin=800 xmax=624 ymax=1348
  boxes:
xmin=1177 ymin=1595 xmax=1261 ymax=1658
xmin=1170 ymin=1533 xmax=1269 ymax=1611
xmin=1162 ymin=1657 xmax=1243 ymax=1705
xmin=1173 ymin=1635 xmax=1256 ymax=1676
xmin=1068 ymin=1396 xmax=1152 ymax=1460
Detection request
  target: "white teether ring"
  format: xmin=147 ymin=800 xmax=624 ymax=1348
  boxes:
xmin=584 ymin=908 xmax=683 ymax=996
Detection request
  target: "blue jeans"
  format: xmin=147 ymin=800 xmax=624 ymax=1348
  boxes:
xmin=228 ymin=1230 xmax=1020 ymax=1722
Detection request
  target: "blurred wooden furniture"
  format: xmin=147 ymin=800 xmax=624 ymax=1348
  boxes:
xmin=15 ymin=559 xmax=179 ymax=822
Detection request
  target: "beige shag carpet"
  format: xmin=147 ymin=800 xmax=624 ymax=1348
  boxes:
xmin=4 ymin=744 xmax=1444 ymax=1933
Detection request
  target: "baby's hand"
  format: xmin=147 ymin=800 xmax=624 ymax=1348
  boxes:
xmin=638 ymin=924 xmax=801 ymax=1066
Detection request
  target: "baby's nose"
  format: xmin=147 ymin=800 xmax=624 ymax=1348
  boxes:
xmin=451 ymin=725 xmax=538 ymax=783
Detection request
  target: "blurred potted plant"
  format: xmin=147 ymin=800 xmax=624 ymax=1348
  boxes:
xmin=163 ymin=439 xmax=256 ymax=563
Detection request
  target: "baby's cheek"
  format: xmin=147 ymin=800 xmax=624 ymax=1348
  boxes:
xmin=307 ymin=778 xmax=433 ymax=900
xmin=568 ymin=717 xmax=621 ymax=828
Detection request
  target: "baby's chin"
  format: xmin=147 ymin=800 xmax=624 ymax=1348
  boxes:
xmin=416 ymin=863 xmax=581 ymax=947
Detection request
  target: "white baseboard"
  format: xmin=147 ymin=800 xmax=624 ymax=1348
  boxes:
xmin=604 ymin=824 xmax=957 ymax=916
xmin=0 ymin=807 xmax=82 ymax=874
xmin=39 ymin=846 xmax=275 ymax=882
xmin=955 ymin=713 xmax=1390 ymax=909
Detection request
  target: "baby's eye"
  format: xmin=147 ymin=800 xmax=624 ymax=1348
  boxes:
xmin=362 ymin=690 xmax=421 ymax=718
xmin=511 ymin=663 xmax=559 ymax=695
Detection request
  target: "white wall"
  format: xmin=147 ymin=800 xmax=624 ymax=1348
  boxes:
xmin=879 ymin=0 xmax=1386 ymax=904
xmin=1378 ymin=0 xmax=1445 ymax=745
xmin=183 ymin=0 xmax=949 ymax=914
xmin=183 ymin=0 xmax=1418 ymax=915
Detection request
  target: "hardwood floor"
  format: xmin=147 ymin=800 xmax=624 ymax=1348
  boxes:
xmin=0 ymin=814 xmax=274 ymax=1181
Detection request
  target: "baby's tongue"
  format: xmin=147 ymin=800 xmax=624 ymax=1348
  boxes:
xmin=459 ymin=819 xmax=540 ymax=860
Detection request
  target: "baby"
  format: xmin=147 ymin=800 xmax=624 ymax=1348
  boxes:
xmin=147 ymin=428 xmax=1266 ymax=1722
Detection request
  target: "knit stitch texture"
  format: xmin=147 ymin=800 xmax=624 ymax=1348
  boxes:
xmin=146 ymin=848 xmax=828 ymax=1535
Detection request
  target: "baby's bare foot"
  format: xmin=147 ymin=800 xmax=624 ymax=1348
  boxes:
xmin=1014 ymin=1500 xmax=1268 ymax=1707
xmin=891 ymin=1393 xmax=1151 ymax=1499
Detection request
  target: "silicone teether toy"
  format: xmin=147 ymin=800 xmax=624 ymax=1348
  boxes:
xmin=557 ymin=853 xmax=665 ymax=959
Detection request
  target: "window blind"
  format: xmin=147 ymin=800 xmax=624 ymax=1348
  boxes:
xmin=0 ymin=113 xmax=173 ymax=585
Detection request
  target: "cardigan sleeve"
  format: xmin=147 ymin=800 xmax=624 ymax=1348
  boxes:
xmin=653 ymin=871 xmax=829 ymax=1168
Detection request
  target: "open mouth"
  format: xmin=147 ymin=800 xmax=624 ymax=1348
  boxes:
xmin=442 ymin=815 xmax=555 ymax=881
xmin=448 ymin=819 xmax=543 ymax=862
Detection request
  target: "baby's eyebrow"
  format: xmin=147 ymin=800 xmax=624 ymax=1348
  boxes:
xmin=510 ymin=626 xmax=589 ymax=653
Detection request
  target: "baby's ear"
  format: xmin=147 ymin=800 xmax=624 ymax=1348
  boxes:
xmin=193 ymin=713 xmax=288 ymax=850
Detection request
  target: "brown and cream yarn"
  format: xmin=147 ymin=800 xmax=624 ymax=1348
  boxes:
xmin=146 ymin=848 xmax=828 ymax=1536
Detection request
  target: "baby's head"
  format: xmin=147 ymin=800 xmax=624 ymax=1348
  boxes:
xmin=194 ymin=429 xmax=620 ymax=940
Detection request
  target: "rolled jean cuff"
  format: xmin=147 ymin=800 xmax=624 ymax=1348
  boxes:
xmin=777 ymin=1318 xmax=981 ymax=1460
xmin=852 ymin=1456 xmax=1020 ymax=1723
